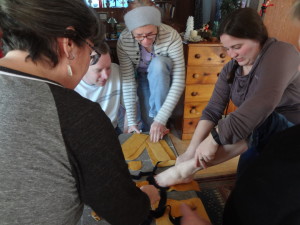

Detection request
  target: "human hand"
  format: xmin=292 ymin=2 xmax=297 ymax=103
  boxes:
xmin=194 ymin=135 xmax=219 ymax=169
xmin=140 ymin=185 xmax=160 ymax=205
xmin=180 ymin=203 xmax=212 ymax=225
xmin=127 ymin=125 xmax=141 ymax=134
xmin=149 ymin=121 xmax=169 ymax=142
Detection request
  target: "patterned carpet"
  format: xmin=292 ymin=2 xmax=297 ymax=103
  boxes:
xmin=196 ymin=174 xmax=236 ymax=225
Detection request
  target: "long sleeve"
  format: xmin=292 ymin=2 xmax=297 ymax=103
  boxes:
xmin=203 ymin=39 xmax=300 ymax=145
xmin=117 ymin=32 xmax=139 ymax=126
xmin=52 ymin=87 xmax=150 ymax=225
xmin=117 ymin=24 xmax=185 ymax=126
xmin=0 ymin=66 xmax=150 ymax=225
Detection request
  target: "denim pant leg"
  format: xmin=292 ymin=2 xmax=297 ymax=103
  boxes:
xmin=137 ymin=72 xmax=152 ymax=131
xmin=237 ymin=112 xmax=294 ymax=178
xmin=147 ymin=56 xmax=173 ymax=118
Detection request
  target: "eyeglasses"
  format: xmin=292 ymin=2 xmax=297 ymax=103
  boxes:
xmin=82 ymin=40 xmax=101 ymax=65
xmin=133 ymin=33 xmax=157 ymax=41
xmin=63 ymin=30 xmax=101 ymax=65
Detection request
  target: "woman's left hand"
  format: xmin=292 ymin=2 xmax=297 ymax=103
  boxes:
xmin=150 ymin=121 xmax=169 ymax=142
xmin=194 ymin=135 xmax=219 ymax=169
xmin=140 ymin=185 xmax=161 ymax=205
xmin=180 ymin=203 xmax=212 ymax=225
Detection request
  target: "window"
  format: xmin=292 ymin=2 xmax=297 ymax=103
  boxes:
xmin=85 ymin=0 xmax=129 ymax=8
xmin=85 ymin=0 xmax=101 ymax=8
xmin=104 ymin=0 xmax=128 ymax=8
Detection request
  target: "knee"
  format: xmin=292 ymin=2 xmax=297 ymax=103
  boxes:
xmin=148 ymin=56 xmax=173 ymax=73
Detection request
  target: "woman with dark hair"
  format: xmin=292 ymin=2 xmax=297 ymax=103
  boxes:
xmin=155 ymin=7 xmax=299 ymax=187
xmin=172 ymin=4 xmax=300 ymax=225
xmin=0 ymin=0 xmax=159 ymax=224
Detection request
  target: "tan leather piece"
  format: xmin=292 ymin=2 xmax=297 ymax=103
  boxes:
xmin=128 ymin=161 xmax=143 ymax=171
xmin=168 ymin=180 xmax=200 ymax=192
xmin=154 ymin=198 xmax=210 ymax=225
xmin=136 ymin=180 xmax=200 ymax=192
xmin=146 ymin=139 xmax=171 ymax=161
xmin=136 ymin=180 xmax=149 ymax=188
xmin=146 ymin=139 xmax=176 ymax=167
xmin=121 ymin=133 xmax=148 ymax=160
xmin=91 ymin=210 xmax=101 ymax=221
xmin=160 ymin=140 xmax=176 ymax=160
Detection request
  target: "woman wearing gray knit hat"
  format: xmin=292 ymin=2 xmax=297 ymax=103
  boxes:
xmin=117 ymin=0 xmax=185 ymax=142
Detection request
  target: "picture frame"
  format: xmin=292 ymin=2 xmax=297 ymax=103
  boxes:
xmin=98 ymin=12 xmax=108 ymax=21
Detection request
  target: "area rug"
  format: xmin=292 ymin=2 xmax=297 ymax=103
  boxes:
xmin=196 ymin=174 xmax=236 ymax=225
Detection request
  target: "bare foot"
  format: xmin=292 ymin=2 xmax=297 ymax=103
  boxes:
xmin=155 ymin=159 xmax=201 ymax=187
xmin=155 ymin=172 xmax=193 ymax=187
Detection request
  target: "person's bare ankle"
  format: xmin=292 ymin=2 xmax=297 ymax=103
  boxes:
xmin=176 ymin=152 xmax=194 ymax=165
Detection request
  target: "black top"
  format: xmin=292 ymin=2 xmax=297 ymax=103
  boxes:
xmin=223 ymin=125 xmax=300 ymax=225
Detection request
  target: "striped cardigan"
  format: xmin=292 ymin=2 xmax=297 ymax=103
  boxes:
xmin=117 ymin=24 xmax=185 ymax=126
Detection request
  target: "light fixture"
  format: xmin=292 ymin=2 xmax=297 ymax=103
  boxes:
xmin=107 ymin=15 xmax=118 ymax=39
xmin=107 ymin=17 xmax=117 ymax=25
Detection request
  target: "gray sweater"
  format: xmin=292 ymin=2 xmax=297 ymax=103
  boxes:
xmin=0 ymin=67 xmax=150 ymax=225
xmin=201 ymin=38 xmax=300 ymax=144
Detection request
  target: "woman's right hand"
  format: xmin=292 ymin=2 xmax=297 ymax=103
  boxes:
xmin=194 ymin=134 xmax=219 ymax=169
xmin=177 ymin=120 xmax=215 ymax=165
xmin=127 ymin=125 xmax=141 ymax=134
xmin=140 ymin=185 xmax=160 ymax=205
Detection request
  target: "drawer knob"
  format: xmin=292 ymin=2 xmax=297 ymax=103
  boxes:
xmin=191 ymin=92 xmax=198 ymax=96
xmin=203 ymin=72 xmax=210 ymax=76
xmin=217 ymin=72 xmax=220 ymax=77
xmin=190 ymin=108 xmax=196 ymax=114
xmin=190 ymin=107 xmax=201 ymax=114
xmin=188 ymin=121 xmax=194 ymax=125
xmin=194 ymin=54 xmax=201 ymax=59
xmin=192 ymin=73 xmax=199 ymax=78
xmin=220 ymin=53 xmax=226 ymax=58
xmin=207 ymin=57 xmax=212 ymax=61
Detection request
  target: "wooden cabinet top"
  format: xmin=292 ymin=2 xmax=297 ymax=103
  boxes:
xmin=185 ymin=41 xmax=224 ymax=47
xmin=184 ymin=42 xmax=230 ymax=66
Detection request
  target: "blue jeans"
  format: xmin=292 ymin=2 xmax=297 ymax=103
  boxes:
xmin=137 ymin=56 xmax=173 ymax=131
xmin=237 ymin=112 xmax=294 ymax=178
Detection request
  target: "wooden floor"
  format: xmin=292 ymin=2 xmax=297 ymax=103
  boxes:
xmin=168 ymin=132 xmax=239 ymax=179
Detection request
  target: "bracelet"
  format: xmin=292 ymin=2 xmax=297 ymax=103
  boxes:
xmin=210 ymin=127 xmax=222 ymax=145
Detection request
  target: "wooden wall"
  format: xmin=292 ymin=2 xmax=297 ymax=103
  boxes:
xmin=263 ymin=0 xmax=299 ymax=49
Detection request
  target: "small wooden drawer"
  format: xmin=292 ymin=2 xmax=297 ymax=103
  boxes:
xmin=188 ymin=46 xmax=229 ymax=66
xmin=186 ymin=66 xmax=223 ymax=84
xmin=185 ymin=84 xmax=214 ymax=102
xmin=184 ymin=102 xmax=207 ymax=118
xmin=182 ymin=118 xmax=200 ymax=133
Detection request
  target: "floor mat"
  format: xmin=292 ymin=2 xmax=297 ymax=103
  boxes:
xmin=196 ymin=175 xmax=236 ymax=225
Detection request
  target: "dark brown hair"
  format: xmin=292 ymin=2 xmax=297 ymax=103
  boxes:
xmin=291 ymin=0 xmax=300 ymax=22
xmin=96 ymin=41 xmax=111 ymax=55
xmin=218 ymin=8 xmax=268 ymax=83
xmin=0 ymin=0 xmax=102 ymax=67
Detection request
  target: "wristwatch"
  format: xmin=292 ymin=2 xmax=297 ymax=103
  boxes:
xmin=211 ymin=127 xmax=222 ymax=145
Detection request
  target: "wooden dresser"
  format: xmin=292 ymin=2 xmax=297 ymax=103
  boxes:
xmin=181 ymin=42 xmax=232 ymax=140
